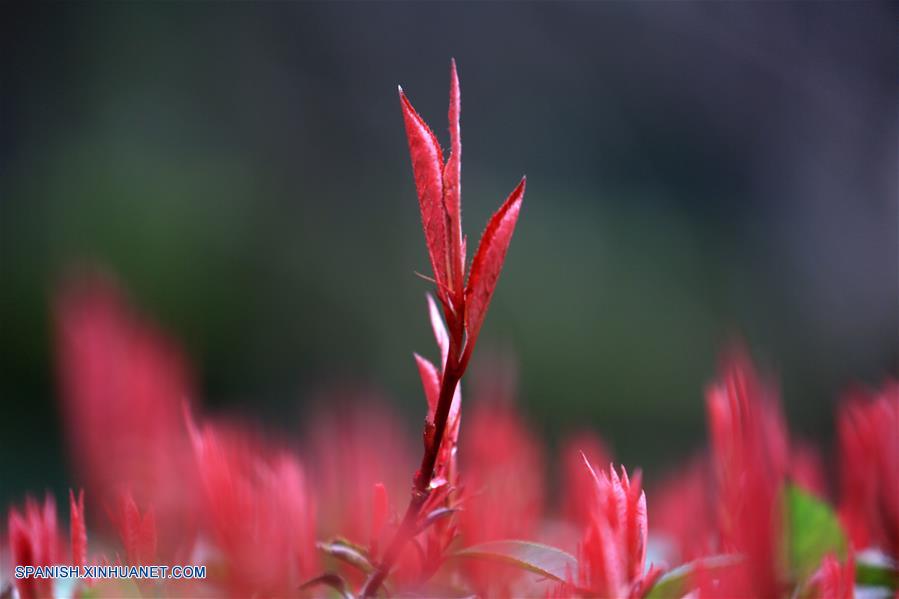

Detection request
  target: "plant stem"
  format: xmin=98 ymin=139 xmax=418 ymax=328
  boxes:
xmin=360 ymin=347 xmax=463 ymax=598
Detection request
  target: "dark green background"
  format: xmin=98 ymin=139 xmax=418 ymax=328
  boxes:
xmin=2 ymin=2 xmax=896 ymax=505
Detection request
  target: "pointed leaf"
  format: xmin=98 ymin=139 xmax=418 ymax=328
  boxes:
xmin=644 ymin=555 xmax=743 ymax=599
xmin=299 ymin=572 xmax=354 ymax=599
xmin=399 ymin=87 xmax=450 ymax=299
xmin=443 ymin=59 xmax=464 ymax=294
xmin=109 ymin=491 xmax=156 ymax=566
xmin=317 ymin=539 xmax=375 ymax=575
xmin=784 ymin=483 xmax=846 ymax=581
xmin=453 ymin=540 xmax=576 ymax=583
xmin=420 ymin=507 xmax=459 ymax=532
xmin=464 ymin=178 xmax=525 ymax=353
xmin=414 ymin=353 xmax=440 ymax=421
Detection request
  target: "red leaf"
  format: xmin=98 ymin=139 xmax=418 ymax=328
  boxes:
xmin=69 ymin=489 xmax=87 ymax=568
xmin=623 ymin=470 xmax=647 ymax=581
xmin=399 ymin=87 xmax=450 ymax=300
xmin=464 ymin=177 xmax=526 ymax=353
xmin=414 ymin=353 xmax=440 ymax=421
xmin=442 ymin=59 xmax=464 ymax=296
xmin=110 ymin=491 xmax=156 ymax=566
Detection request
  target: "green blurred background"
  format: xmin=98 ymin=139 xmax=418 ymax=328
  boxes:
xmin=1 ymin=2 xmax=896 ymax=505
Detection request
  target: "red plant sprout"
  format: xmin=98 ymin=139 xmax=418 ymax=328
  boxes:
xmin=55 ymin=274 xmax=200 ymax=561
xmin=704 ymin=351 xmax=787 ymax=598
xmin=108 ymin=491 xmax=157 ymax=567
xmin=358 ymin=59 xmax=526 ymax=596
xmin=187 ymin=415 xmax=318 ymax=596
xmin=8 ymin=495 xmax=59 ymax=599
xmin=8 ymin=491 xmax=91 ymax=599
xmin=550 ymin=460 xmax=659 ymax=599
xmin=837 ymin=383 xmax=899 ymax=558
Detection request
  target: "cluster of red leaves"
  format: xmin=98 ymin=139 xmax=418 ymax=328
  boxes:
xmin=8 ymin=495 xmax=65 ymax=599
xmin=648 ymin=351 xmax=899 ymax=599
xmin=838 ymin=384 xmax=899 ymax=558
xmin=3 ymin=61 xmax=898 ymax=599
xmin=549 ymin=462 xmax=658 ymax=599
xmin=398 ymin=58 xmax=525 ymax=369
xmin=54 ymin=277 xmax=200 ymax=559
xmin=6 ymin=485 xmax=168 ymax=599
xmin=3 ymin=277 xmax=320 ymax=598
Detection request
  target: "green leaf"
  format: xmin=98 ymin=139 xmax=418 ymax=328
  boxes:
xmin=783 ymin=484 xmax=846 ymax=582
xmin=644 ymin=555 xmax=743 ymax=599
xmin=317 ymin=538 xmax=375 ymax=574
xmin=299 ymin=573 xmax=353 ymax=599
xmin=856 ymin=556 xmax=899 ymax=591
xmin=452 ymin=540 xmax=577 ymax=583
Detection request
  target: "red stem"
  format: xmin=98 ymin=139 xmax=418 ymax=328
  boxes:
xmin=361 ymin=320 xmax=465 ymax=597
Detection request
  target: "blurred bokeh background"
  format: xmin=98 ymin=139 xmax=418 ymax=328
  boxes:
xmin=1 ymin=2 xmax=896 ymax=506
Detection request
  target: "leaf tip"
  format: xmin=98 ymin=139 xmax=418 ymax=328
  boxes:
xmin=449 ymin=59 xmax=460 ymax=91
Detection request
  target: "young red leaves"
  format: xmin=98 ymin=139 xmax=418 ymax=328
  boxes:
xmin=837 ymin=382 xmax=899 ymax=558
xmin=399 ymin=60 xmax=525 ymax=356
xmin=9 ymin=491 xmax=89 ymax=599
xmin=355 ymin=61 xmax=527 ymax=598
xmin=54 ymin=275 xmax=199 ymax=562
xmin=109 ymin=491 xmax=157 ymax=567
xmin=187 ymin=416 xmax=318 ymax=596
xmin=8 ymin=495 xmax=60 ymax=599
xmin=704 ymin=351 xmax=786 ymax=598
xmin=554 ymin=460 xmax=651 ymax=599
